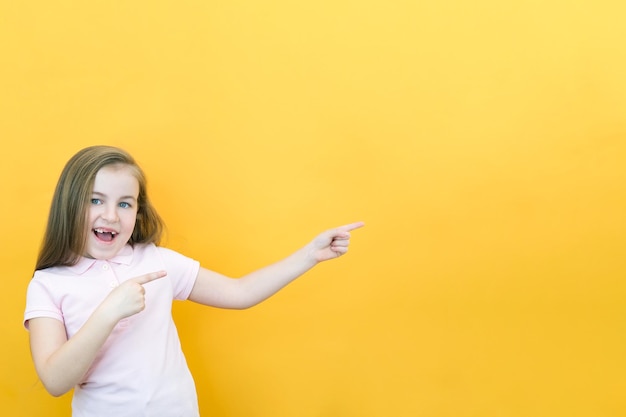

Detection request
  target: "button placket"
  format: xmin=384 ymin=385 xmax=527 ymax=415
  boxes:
xmin=101 ymin=261 xmax=130 ymax=328
xmin=102 ymin=262 xmax=119 ymax=289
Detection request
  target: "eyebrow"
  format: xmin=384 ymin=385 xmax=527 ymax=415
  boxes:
xmin=91 ymin=191 xmax=138 ymax=201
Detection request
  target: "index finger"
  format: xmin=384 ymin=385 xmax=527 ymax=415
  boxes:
xmin=131 ymin=270 xmax=167 ymax=285
xmin=337 ymin=221 xmax=365 ymax=232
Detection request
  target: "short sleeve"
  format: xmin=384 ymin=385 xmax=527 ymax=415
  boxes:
xmin=24 ymin=274 xmax=64 ymax=330
xmin=155 ymin=246 xmax=200 ymax=300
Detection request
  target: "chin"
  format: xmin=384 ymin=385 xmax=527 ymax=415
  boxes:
xmin=85 ymin=244 xmax=122 ymax=260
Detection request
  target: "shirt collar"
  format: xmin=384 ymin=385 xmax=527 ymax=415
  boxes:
xmin=68 ymin=244 xmax=135 ymax=275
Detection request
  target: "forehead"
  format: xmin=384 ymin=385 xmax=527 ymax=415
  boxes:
xmin=92 ymin=164 xmax=140 ymax=196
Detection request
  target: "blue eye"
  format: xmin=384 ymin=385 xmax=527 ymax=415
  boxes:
xmin=119 ymin=202 xmax=132 ymax=209
xmin=91 ymin=198 xmax=102 ymax=205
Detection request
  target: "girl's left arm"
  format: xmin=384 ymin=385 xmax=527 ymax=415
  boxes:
xmin=188 ymin=222 xmax=364 ymax=309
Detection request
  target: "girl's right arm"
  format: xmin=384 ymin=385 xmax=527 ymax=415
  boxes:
xmin=28 ymin=270 xmax=167 ymax=396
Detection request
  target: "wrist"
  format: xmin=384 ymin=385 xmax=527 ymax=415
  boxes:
xmin=94 ymin=301 xmax=123 ymax=329
xmin=301 ymin=242 xmax=321 ymax=267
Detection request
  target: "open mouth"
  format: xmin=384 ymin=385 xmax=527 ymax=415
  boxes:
xmin=93 ymin=228 xmax=118 ymax=242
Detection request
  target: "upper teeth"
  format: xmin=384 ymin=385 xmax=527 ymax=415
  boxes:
xmin=95 ymin=228 xmax=117 ymax=235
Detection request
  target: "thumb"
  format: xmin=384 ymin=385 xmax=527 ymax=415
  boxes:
xmin=131 ymin=270 xmax=167 ymax=285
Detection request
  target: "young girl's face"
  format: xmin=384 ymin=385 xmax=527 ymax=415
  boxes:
xmin=85 ymin=164 xmax=140 ymax=260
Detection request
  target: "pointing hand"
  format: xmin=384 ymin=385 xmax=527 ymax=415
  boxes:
xmin=309 ymin=222 xmax=365 ymax=263
xmin=102 ymin=270 xmax=167 ymax=321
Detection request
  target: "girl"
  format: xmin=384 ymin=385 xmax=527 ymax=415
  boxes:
xmin=24 ymin=145 xmax=363 ymax=417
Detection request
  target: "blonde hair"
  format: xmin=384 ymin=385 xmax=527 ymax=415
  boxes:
xmin=35 ymin=146 xmax=164 ymax=270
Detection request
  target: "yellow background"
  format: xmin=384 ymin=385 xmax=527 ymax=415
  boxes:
xmin=1 ymin=1 xmax=625 ymax=416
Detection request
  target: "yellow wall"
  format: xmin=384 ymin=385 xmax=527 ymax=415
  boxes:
xmin=2 ymin=1 xmax=625 ymax=416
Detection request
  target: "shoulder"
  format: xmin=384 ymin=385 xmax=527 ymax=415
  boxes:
xmin=142 ymin=245 xmax=200 ymax=300
xmin=154 ymin=244 xmax=198 ymax=264
xmin=131 ymin=243 xmax=199 ymax=270
xmin=32 ymin=264 xmax=76 ymax=278
xmin=27 ymin=265 xmax=79 ymax=292
xmin=132 ymin=242 xmax=185 ymax=258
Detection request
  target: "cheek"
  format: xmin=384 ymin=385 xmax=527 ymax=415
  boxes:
xmin=123 ymin=211 xmax=139 ymax=227
xmin=86 ymin=208 xmax=98 ymax=225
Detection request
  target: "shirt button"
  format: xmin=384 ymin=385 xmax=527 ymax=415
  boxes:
xmin=110 ymin=281 xmax=118 ymax=288
xmin=103 ymin=264 xmax=109 ymax=270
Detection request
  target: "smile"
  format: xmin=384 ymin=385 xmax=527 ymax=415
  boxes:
xmin=93 ymin=228 xmax=118 ymax=242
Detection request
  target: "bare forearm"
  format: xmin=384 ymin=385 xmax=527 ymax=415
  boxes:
xmin=236 ymin=244 xmax=318 ymax=307
xmin=32 ymin=309 xmax=118 ymax=396
xmin=31 ymin=271 xmax=166 ymax=396
xmin=189 ymin=223 xmax=363 ymax=310
xmin=190 ymin=243 xmax=319 ymax=309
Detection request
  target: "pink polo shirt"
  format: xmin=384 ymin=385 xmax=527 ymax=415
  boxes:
xmin=24 ymin=243 xmax=201 ymax=417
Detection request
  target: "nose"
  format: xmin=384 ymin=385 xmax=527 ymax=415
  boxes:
xmin=100 ymin=203 xmax=119 ymax=223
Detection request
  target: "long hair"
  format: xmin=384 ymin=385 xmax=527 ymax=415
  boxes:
xmin=35 ymin=146 xmax=165 ymax=271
